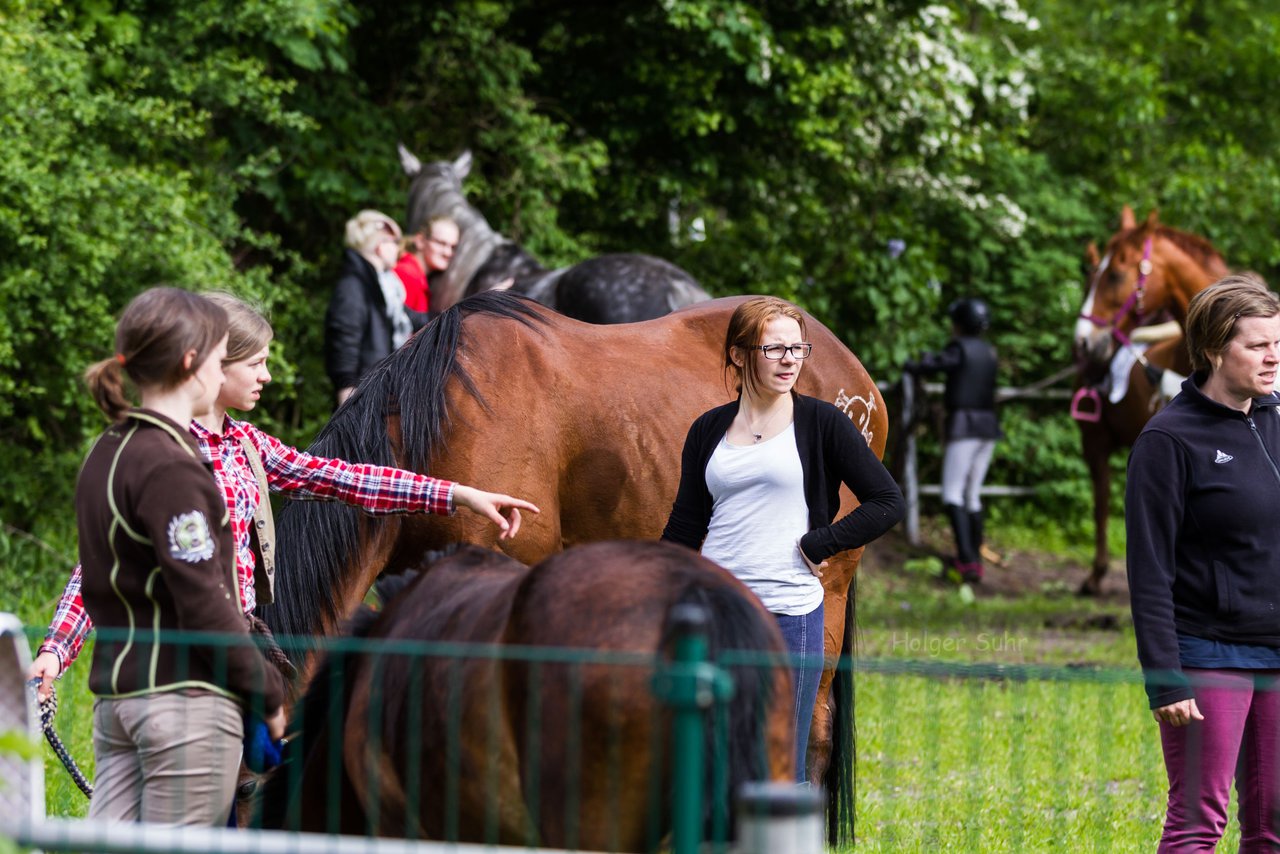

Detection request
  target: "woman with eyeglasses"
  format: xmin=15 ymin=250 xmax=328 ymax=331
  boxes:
xmin=662 ymin=295 xmax=904 ymax=780
xmin=394 ymin=215 xmax=460 ymax=315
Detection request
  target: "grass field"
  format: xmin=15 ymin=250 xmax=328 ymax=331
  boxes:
xmin=1 ymin=519 xmax=1241 ymax=851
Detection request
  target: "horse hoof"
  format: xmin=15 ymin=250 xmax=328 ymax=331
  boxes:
xmin=1077 ymin=578 xmax=1102 ymax=597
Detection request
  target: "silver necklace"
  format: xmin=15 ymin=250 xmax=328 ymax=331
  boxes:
xmin=747 ymin=404 xmax=787 ymax=443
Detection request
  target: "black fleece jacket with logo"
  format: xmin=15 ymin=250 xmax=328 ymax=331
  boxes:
xmin=1126 ymin=376 xmax=1280 ymax=709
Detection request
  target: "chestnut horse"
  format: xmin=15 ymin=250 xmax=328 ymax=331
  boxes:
xmin=256 ymin=541 xmax=793 ymax=850
xmin=259 ymin=291 xmax=885 ymax=838
xmin=1072 ymin=207 xmax=1229 ymax=594
xmin=397 ymin=147 xmax=711 ymax=322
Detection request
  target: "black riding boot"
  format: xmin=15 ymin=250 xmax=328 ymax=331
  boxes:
xmin=944 ymin=502 xmax=977 ymax=567
xmin=969 ymin=509 xmax=985 ymax=557
xmin=967 ymin=508 xmax=986 ymax=581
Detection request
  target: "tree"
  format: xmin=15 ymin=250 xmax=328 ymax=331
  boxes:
xmin=0 ymin=0 xmax=346 ymax=526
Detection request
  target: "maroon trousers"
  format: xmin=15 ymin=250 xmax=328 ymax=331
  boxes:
xmin=1158 ymin=669 xmax=1280 ymax=852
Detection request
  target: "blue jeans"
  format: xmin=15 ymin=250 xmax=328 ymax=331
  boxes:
xmin=774 ymin=602 xmax=824 ymax=781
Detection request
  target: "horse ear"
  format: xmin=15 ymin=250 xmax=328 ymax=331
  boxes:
xmin=1085 ymin=241 xmax=1100 ymax=269
xmin=1145 ymin=209 xmax=1160 ymax=228
xmin=455 ymin=150 xmax=473 ymax=181
xmin=1120 ymin=205 xmax=1136 ymax=230
xmin=398 ymin=142 xmax=421 ymax=178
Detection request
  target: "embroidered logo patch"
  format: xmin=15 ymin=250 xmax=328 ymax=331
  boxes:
xmin=168 ymin=511 xmax=214 ymax=563
xmin=1214 ymin=449 xmax=1234 ymax=464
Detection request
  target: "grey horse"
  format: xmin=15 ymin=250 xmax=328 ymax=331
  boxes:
xmin=398 ymin=146 xmax=711 ymax=323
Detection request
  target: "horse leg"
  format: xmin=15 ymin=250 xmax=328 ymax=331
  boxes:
xmin=1078 ymin=428 xmax=1112 ymax=596
xmin=807 ymin=664 xmax=837 ymax=785
xmin=808 ymin=550 xmax=858 ymax=784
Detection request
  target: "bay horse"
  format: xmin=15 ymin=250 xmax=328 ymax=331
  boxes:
xmin=397 ymin=146 xmax=711 ymax=322
xmin=258 ymin=291 xmax=885 ymax=839
xmin=1072 ymin=206 xmax=1229 ymax=594
xmin=256 ymin=541 xmax=793 ymax=851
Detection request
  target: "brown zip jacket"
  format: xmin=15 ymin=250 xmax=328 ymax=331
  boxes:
xmin=75 ymin=409 xmax=284 ymax=714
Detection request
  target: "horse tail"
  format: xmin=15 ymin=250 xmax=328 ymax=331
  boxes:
xmin=662 ymin=579 xmax=782 ymax=840
xmin=261 ymin=291 xmax=547 ymax=644
xmin=826 ymin=582 xmax=856 ymax=846
xmin=254 ymin=605 xmax=382 ymax=831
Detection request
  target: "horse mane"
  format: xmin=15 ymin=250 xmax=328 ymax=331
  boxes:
xmin=260 ymin=292 xmax=550 ymax=644
xmin=1112 ymin=224 xmax=1226 ymax=270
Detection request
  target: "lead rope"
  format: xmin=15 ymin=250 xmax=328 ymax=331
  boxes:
xmin=247 ymin=614 xmax=298 ymax=683
xmin=26 ymin=679 xmax=94 ymax=799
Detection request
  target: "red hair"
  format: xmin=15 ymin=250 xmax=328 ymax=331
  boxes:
xmin=722 ymin=297 xmax=807 ymax=398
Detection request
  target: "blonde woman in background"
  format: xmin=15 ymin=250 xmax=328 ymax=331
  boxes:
xmin=325 ymin=210 xmax=427 ymax=406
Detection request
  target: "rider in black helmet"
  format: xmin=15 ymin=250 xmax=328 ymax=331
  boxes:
xmin=906 ymin=297 xmax=1002 ymax=583
xmin=949 ymin=297 xmax=991 ymax=336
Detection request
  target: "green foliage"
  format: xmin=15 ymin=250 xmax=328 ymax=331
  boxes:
xmin=1027 ymin=0 xmax=1280 ymax=272
xmin=8 ymin=0 xmax=1280 ymax=547
xmin=0 ymin=0 xmax=345 ymax=526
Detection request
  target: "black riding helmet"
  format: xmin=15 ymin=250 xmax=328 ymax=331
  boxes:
xmin=947 ymin=298 xmax=990 ymax=335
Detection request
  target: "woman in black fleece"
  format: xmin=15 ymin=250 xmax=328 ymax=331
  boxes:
xmin=1126 ymin=273 xmax=1280 ymax=851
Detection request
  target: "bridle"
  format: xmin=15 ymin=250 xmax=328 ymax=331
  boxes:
xmin=1078 ymin=237 xmax=1154 ymax=348
xmin=1071 ymin=237 xmax=1157 ymax=423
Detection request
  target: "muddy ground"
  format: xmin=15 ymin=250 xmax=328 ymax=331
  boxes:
xmin=861 ymin=520 xmax=1125 ymax=597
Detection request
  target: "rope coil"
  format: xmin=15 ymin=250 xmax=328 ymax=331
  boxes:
xmin=27 ymin=678 xmax=94 ymax=798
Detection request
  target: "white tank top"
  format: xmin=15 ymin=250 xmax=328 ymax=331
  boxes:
xmin=700 ymin=423 xmax=823 ymax=615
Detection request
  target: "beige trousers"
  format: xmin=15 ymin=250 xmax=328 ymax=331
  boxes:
xmin=89 ymin=691 xmax=243 ymax=825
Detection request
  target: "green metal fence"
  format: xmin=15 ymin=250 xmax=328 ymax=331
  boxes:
xmin=4 ymin=613 xmax=826 ymax=854
xmin=8 ymin=616 xmax=1197 ymax=851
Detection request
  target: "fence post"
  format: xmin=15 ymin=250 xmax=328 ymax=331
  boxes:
xmin=735 ymin=782 xmax=824 ymax=854
xmin=652 ymin=604 xmax=736 ymax=854
xmin=902 ymin=370 xmax=921 ymax=546
xmin=0 ymin=613 xmax=43 ymax=824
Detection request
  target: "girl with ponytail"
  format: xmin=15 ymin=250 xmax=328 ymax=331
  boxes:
xmin=68 ymin=287 xmax=287 ymax=824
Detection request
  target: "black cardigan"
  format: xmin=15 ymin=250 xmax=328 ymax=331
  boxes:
xmin=661 ymin=393 xmax=905 ymax=563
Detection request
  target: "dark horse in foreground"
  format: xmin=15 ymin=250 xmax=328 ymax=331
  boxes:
xmin=398 ymin=146 xmax=711 ymax=322
xmin=256 ymin=541 xmax=793 ymax=850
xmin=258 ymin=291 xmax=886 ymax=839
xmin=1072 ymin=206 xmax=1229 ymax=594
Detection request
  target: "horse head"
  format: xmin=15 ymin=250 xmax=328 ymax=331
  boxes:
xmin=397 ymin=145 xmax=508 ymax=311
xmin=1074 ymin=206 xmax=1229 ymax=367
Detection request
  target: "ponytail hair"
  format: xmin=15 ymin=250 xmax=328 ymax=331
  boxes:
xmin=84 ymin=357 xmax=131 ymax=423
xmin=86 ymin=287 xmax=229 ymax=421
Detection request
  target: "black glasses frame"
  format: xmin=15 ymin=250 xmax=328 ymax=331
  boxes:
xmin=751 ymin=343 xmax=813 ymax=360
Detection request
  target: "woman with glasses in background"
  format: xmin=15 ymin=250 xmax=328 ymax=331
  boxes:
xmin=662 ymin=295 xmax=904 ymax=780
xmin=394 ymin=215 xmax=460 ymax=315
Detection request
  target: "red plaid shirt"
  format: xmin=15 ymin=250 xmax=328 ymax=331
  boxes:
xmin=39 ymin=415 xmax=455 ymax=669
